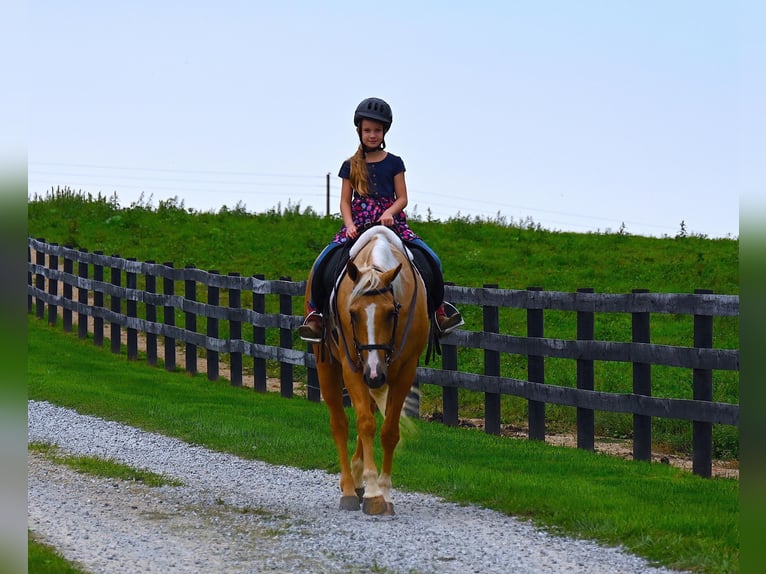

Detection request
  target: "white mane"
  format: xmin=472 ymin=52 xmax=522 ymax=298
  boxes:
xmin=348 ymin=226 xmax=412 ymax=262
xmin=347 ymin=227 xmax=413 ymax=302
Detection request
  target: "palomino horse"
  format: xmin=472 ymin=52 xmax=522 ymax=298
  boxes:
xmin=307 ymin=226 xmax=429 ymax=515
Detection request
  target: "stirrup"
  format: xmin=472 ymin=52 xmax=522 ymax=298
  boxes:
xmin=435 ymin=302 xmax=464 ymax=335
xmin=297 ymin=311 xmax=324 ymax=343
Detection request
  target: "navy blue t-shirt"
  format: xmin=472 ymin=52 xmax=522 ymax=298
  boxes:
xmin=338 ymin=153 xmax=406 ymax=200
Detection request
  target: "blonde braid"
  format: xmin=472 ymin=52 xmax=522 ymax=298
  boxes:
xmin=349 ymin=144 xmax=369 ymax=197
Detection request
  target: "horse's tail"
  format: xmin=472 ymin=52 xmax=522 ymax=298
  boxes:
xmin=399 ymin=385 xmax=420 ymax=437
xmin=403 ymin=384 xmax=420 ymax=419
xmin=368 ymin=387 xmax=389 ymax=417
xmin=366 ymin=384 xmax=420 ymax=436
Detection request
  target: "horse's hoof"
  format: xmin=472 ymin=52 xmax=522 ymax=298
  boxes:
xmin=362 ymin=495 xmax=387 ymax=515
xmin=339 ymin=495 xmax=361 ymax=511
xmin=355 ymin=488 xmax=365 ymax=502
xmin=384 ymin=502 xmax=395 ymax=516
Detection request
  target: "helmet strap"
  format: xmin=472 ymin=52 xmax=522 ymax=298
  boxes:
xmin=356 ymin=118 xmax=388 ymax=158
xmin=358 ymin=132 xmax=387 ymax=156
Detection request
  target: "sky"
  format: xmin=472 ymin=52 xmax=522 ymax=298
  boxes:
xmin=23 ymin=1 xmax=759 ymax=239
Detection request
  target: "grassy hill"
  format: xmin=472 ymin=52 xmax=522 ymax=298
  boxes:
xmin=28 ymin=188 xmax=739 ymax=459
xmin=28 ymin=188 xmax=738 ymax=295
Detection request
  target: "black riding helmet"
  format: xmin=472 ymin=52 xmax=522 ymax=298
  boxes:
xmin=354 ymin=97 xmax=392 ymax=152
xmin=354 ymin=97 xmax=393 ymax=130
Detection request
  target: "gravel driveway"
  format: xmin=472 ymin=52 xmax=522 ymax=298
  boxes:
xmin=28 ymin=400 xmax=684 ymax=574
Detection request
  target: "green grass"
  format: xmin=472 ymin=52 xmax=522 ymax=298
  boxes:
xmin=28 ymin=534 xmax=87 ymax=574
xmin=28 ymin=315 xmax=739 ymax=573
xmin=29 ymin=442 xmax=183 ymax=487
xmin=27 ymin=188 xmax=739 ymax=296
xmin=27 ymin=190 xmax=740 ymax=460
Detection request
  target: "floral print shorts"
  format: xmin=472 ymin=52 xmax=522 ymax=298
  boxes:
xmin=333 ymin=195 xmax=419 ymax=243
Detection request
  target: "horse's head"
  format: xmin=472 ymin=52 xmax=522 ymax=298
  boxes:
xmin=344 ymin=259 xmax=403 ymax=389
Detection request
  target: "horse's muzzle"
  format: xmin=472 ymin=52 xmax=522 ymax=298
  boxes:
xmin=363 ymin=367 xmax=387 ymax=389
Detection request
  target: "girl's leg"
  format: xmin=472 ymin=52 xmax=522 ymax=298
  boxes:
xmin=408 ymin=239 xmax=463 ymax=334
xmin=409 ymin=238 xmax=442 ymax=272
xmin=305 ymin=242 xmax=340 ymax=313
xmin=298 ymin=242 xmax=338 ymax=342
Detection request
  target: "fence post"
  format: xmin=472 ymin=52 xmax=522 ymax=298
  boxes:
xmin=252 ymin=274 xmax=267 ymax=392
xmin=185 ymin=266 xmax=198 ymax=375
xmin=207 ymin=270 xmax=220 ymax=381
xmin=93 ymin=251 xmax=104 ymax=346
xmin=484 ymin=283 xmax=501 ymax=435
xmin=577 ymin=288 xmax=595 ymax=451
xmin=77 ymin=249 xmax=89 ymax=339
xmin=127 ymin=258 xmax=138 ymax=360
xmin=34 ymin=240 xmax=46 ymax=319
xmin=441 ymin=283 xmax=459 ymax=426
xmin=693 ymin=288 xmax=714 ymax=478
xmin=163 ymin=262 xmax=176 ymax=371
xmin=47 ymin=243 xmax=59 ymax=327
xmin=527 ymin=286 xmax=545 ymax=441
xmin=27 ymin=243 xmax=33 ymax=314
xmin=63 ymin=246 xmax=73 ymax=332
xmin=110 ymin=256 xmax=121 ymax=354
xmin=145 ymin=261 xmax=158 ymax=366
xmin=229 ymin=272 xmax=243 ymax=387
xmin=441 ymin=343 xmax=459 ymax=426
xmin=632 ymin=288 xmax=652 ymax=461
xmin=279 ymin=276 xmax=294 ymax=398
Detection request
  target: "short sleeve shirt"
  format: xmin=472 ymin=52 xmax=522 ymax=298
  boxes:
xmin=338 ymin=153 xmax=406 ymax=200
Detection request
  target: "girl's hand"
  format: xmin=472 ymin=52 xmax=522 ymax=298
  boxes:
xmin=346 ymin=223 xmax=359 ymax=239
xmin=379 ymin=212 xmax=395 ymax=227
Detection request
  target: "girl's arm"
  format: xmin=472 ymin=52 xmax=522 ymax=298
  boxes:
xmin=379 ymin=172 xmax=408 ymax=227
xmin=339 ymin=178 xmax=359 ymax=238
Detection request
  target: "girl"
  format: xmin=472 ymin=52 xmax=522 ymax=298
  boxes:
xmin=298 ymin=97 xmax=463 ymax=342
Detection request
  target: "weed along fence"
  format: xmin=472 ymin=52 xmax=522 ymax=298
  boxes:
xmin=28 ymin=237 xmax=740 ymax=478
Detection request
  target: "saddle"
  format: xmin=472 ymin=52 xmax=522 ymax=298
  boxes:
xmin=311 ymin=239 xmax=444 ymax=319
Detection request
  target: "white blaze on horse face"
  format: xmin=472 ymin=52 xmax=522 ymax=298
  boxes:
xmin=364 ymin=302 xmax=385 ymax=378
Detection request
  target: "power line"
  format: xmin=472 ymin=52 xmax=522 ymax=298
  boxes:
xmin=30 ymin=170 xmax=324 ymax=189
xmin=29 ymin=160 xmax=682 ymax=234
xmin=29 ymin=161 xmax=321 ymax=180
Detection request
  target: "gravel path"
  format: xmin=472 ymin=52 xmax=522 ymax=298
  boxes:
xmin=28 ymin=400 xmax=685 ymax=574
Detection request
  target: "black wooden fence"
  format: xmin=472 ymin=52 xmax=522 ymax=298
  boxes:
xmin=27 ymin=237 xmax=739 ymax=478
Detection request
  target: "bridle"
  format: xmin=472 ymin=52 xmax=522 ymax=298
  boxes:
xmin=349 ymin=283 xmax=401 ymax=367
xmin=331 ymin=226 xmax=423 ymax=373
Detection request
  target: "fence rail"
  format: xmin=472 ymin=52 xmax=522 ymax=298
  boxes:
xmin=27 ymin=237 xmax=739 ymax=478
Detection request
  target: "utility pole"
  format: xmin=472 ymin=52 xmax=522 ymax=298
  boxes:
xmin=326 ymin=172 xmax=330 ymax=216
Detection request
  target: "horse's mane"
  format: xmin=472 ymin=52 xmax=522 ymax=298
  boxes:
xmin=348 ymin=267 xmax=385 ymax=304
xmin=347 ymin=227 xmax=410 ymax=305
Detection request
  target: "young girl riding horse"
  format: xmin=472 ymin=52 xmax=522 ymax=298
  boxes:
xmin=298 ymin=97 xmax=463 ymax=342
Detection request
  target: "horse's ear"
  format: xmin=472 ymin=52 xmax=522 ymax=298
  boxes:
xmin=381 ymin=263 xmax=402 ymax=286
xmin=347 ymin=260 xmax=360 ymax=282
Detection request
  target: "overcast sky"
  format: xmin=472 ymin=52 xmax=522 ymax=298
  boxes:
xmin=26 ymin=0 xmax=756 ymax=238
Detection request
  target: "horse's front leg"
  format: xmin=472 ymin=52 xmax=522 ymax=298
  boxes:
xmin=349 ymin=394 xmax=379 ymax=502
xmin=345 ymin=377 xmax=387 ymax=515
xmin=357 ymin=409 xmax=388 ymax=515
xmin=350 ymin=435 xmax=364 ymax=501
xmin=317 ymin=361 xmax=359 ymax=511
xmin=377 ymin=414 xmax=401 ymax=516
xmin=377 ymin=365 xmax=418 ymax=515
